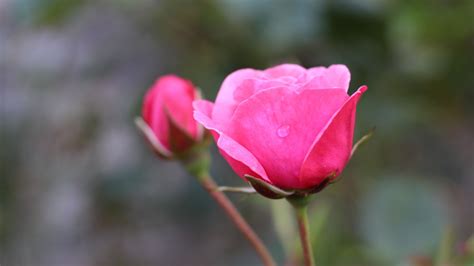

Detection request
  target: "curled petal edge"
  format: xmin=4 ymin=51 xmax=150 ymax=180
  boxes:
xmin=193 ymin=100 xmax=271 ymax=184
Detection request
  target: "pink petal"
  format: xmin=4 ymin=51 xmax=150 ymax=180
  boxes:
xmin=306 ymin=64 xmax=351 ymax=92
xmin=159 ymin=75 xmax=199 ymax=140
xmin=192 ymin=100 xmax=218 ymax=140
xmin=193 ymin=99 xmax=214 ymax=118
xmin=228 ymin=87 xmax=349 ymax=189
xmin=193 ymin=100 xmax=270 ymax=183
xmin=307 ymin=66 xmax=326 ymax=77
xmin=322 ymin=64 xmax=351 ymax=91
xmin=142 ymin=81 xmax=170 ymax=149
xmin=212 ymin=69 xmax=262 ymax=129
xmin=299 ymin=86 xmax=367 ymax=188
xmin=263 ymin=64 xmax=306 ymax=79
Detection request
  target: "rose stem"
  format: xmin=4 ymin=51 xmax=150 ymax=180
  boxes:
xmin=288 ymin=196 xmax=315 ymax=266
xmin=197 ymin=173 xmax=276 ymax=266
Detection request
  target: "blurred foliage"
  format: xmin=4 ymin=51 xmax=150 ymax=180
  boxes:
xmin=2 ymin=0 xmax=473 ymax=265
xmin=13 ymin=0 xmax=88 ymax=25
xmin=359 ymin=177 xmax=447 ymax=263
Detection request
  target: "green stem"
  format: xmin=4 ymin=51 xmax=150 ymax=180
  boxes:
xmin=288 ymin=196 xmax=315 ymax=266
xmin=197 ymin=173 xmax=276 ymax=266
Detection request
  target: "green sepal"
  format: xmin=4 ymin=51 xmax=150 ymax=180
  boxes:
xmin=217 ymin=186 xmax=257 ymax=194
xmin=164 ymin=107 xmax=198 ymax=153
xmin=351 ymin=127 xmax=375 ymax=157
xmin=134 ymin=117 xmax=173 ymax=159
xmin=245 ymin=174 xmax=295 ymax=199
xmin=286 ymin=194 xmax=312 ymax=209
xmin=180 ymin=148 xmax=211 ymax=179
xmin=304 ymin=177 xmax=332 ymax=194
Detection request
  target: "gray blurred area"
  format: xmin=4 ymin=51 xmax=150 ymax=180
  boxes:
xmin=1 ymin=0 xmax=473 ymax=265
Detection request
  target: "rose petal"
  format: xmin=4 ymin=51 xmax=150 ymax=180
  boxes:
xmin=193 ymin=100 xmax=270 ymax=183
xmin=299 ymin=86 xmax=367 ymax=187
xmin=306 ymin=64 xmax=351 ymax=92
xmin=322 ymin=64 xmax=351 ymax=91
xmin=263 ymin=64 xmax=306 ymax=79
xmin=212 ymin=69 xmax=262 ymax=129
xmin=159 ymin=75 xmax=199 ymax=140
xmin=307 ymin=66 xmax=326 ymax=77
xmin=228 ymin=87 xmax=348 ymax=189
xmin=142 ymin=81 xmax=170 ymax=149
xmin=164 ymin=107 xmax=196 ymax=152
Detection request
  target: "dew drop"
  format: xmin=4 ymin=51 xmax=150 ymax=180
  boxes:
xmin=277 ymin=125 xmax=290 ymax=138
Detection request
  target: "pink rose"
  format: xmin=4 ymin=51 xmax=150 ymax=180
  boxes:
xmin=136 ymin=75 xmax=204 ymax=158
xmin=193 ymin=64 xmax=367 ymax=192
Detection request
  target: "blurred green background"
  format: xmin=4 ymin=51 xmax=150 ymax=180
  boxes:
xmin=1 ymin=0 xmax=473 ymax=265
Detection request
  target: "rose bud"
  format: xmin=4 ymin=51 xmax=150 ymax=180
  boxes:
xmin=193 ymin=64 xmax=367 ymax=198
xmin=136 ymin=75 xmax=206 ymax=159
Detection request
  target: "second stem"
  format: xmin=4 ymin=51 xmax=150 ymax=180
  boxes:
xmin=289 ymin=196 xmax=315 ymax=266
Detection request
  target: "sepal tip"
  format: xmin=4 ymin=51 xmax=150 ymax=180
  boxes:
xmin=245 ymin=174 xmax=294 ymax=199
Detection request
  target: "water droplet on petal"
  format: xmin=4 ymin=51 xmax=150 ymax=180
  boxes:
xmin=277 ymin=125 xmax=290 ymax=138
